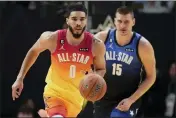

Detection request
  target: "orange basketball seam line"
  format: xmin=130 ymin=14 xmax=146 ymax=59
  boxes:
xmin=96 ymin=79 xmax=105 ymax=101
xmin=86 ymin=76 xmax=99 ymax=100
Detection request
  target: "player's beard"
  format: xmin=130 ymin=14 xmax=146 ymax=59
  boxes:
xmin=68 ymin=25 xmax=86 ymax=39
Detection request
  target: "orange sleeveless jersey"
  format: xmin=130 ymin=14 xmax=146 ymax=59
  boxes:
xmin=45 ymin=29 xmax=94 ymax=109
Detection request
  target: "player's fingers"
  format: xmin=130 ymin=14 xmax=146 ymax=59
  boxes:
xmin=13 ymin=91 xmax=19 ymax=99
xmin=18 ymin=87 xmax=23 ymax=95
xmin=12 ymin=91 xmax=18 ymax=101
xmin=117 ymin=102 xmax=128 ymax=111
xmin=38 ymin=109 xmax=48 ymax=117
xmin=12 ymin=94 xmax=15 ymax=101
xmin=88 ymin=69 xmax=94 ymax=74
xmin=116 ymin=103 xmax=122 ymax=109
xmin=121 ymin=104 xmax=129 ymax=111
xmin=118 ymin=100 xmax=125 ymax=106
xmin=121 ymin=107 xmax=127 ymax=111
xmin=16 ymin=91 xmax=21 ymax=97
xmin=116 ymin=105 xmax=123 ymax=111
xmin=116 ymin=103 xmax=123 ymax=110
xmin=12 ymin=87 xmax=21 ymax=100
xmin=89 ymin=69 xmax=93 ymax=73
xmin=16 ymin=92 xmax=21 ymax=96
xmin=15 ymin=95 xmax=19 ymax=99
xmin=12 ymin=87 xmax=17 ymax=100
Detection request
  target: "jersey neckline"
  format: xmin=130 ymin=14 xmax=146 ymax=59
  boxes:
xmin=114 ymin=29 xmax=136 ymax=47
xmin=65 ymin=29 xmax=87 ymax=48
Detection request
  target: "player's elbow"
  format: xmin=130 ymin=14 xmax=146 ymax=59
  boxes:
xmin=151 ymin=74 xmax=156 ymax=84
xmin=147 ymin=73 xmax=156 ymax=85
xmin=28 ymin=48 xmax=40 ymax=57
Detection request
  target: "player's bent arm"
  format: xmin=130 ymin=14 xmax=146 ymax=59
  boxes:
xmin=92 ymin=37 xmax=106 ymax=77
xmin=17 ymin=31 xmax=57 ymax=81
xmin=94 ymin=30 xmax=109 ymax=42
xmin=129 ymin=37 xmax=156 ymax=103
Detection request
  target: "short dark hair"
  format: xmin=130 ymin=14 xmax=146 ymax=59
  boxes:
xmin=116 ymin=6 xmax=134 ymax=18
xmin=66 ymin=2 xmax=87 ymax=18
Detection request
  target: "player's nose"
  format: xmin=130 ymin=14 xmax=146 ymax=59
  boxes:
xmin=76 ymin=20 xmax=81 ymax=26
xmin=120 ymin=23 xmax=126 ymax=29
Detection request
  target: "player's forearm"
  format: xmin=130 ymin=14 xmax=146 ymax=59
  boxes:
xmin=95 ymin=69 xmax=106 ymax=77
xmin=129 ymin=76 xmax=156 ymax=103
xmin=17 ymin=49 xmax=40 ymax=81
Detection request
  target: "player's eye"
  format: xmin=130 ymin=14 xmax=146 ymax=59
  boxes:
xmin=124 ymin=20 xmax=129 ymax=24
xmin=80 ymin=18 xmax=85 ymax=21
xmin=117 ymin=20 xmax=122 ymax=23
xmin=72 ymin=18 xmax=77 ymax=21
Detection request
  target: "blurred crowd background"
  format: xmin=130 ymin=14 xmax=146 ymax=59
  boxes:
xmin=0 ymin=1 xmax=176 ymax=118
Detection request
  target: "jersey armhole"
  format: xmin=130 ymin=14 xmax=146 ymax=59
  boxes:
xmin=136 ymin=35 xmax=142 ymax=64
xmin=51 ymin=30 xmax=60 ymax=55
xmin=104 ymin=29 xmax=111 ymax=44
xmin=136 ymin=36 xmax=146 ymax=84
xmin=88 ymin=33 xmax=95 ymax=59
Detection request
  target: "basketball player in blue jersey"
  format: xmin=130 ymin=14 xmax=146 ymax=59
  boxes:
xmin=93 ymin=6 xmax=156 ymax=118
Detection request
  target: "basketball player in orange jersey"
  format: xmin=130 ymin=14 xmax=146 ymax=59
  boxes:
xmin=11 ymin=3 xmax=106 ymax=118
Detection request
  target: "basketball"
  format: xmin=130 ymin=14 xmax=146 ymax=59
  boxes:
xmin=79 ymin=73 xmax=107 ymax=102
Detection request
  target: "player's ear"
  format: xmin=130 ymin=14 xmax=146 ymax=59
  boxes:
xmin=66 ymin=18 xmax=69 ymax=25
xmin=114 ymin=18 xmax=117 ymax=25
xmin=132 ymin=18 xmax=135 ymax=26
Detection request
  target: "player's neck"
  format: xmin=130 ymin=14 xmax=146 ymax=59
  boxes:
xmin=116 ymin=31 xmax=134 ymax=46
xmin=66 ymin=29 xmax=85 ymax=46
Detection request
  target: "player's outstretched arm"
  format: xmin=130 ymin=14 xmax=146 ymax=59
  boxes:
xmin=12 ymin=31 xmax=57 ymax=101
xmin=92 ymin=37 xmax=106 ymax=77
xmin=129 ymin=37 xmax=156 ymax=103
xmin=17 ymin=31 xmax=57 ymax=80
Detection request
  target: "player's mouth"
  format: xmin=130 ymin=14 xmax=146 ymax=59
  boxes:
xmin=75 ymin=28 xmax=82 ymax=31
xmin=120 ymin=29 xmax=127 ymax=32
xmin=75 ymin=27 xmax=82 ymax=30
xmin=75 ymin=29 xmax=82 ymax=30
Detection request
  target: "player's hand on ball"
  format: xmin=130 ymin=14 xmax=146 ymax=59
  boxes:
xmin=116 ymin=98 xmax=134 ymax=111
xmin=12 ymin=79 xmax=23 ymax=101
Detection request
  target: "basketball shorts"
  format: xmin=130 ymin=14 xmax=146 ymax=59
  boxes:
xmin=43 ymin=85 xmax=82 ymax=117
xmin=93 ymin=98 xmax=141 ymax=118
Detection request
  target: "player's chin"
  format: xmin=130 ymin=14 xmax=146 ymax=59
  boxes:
xmin=76 ymin=32 xmax=82 ymax=35
xmin=75 ymin=30 xmax=82 ymax=34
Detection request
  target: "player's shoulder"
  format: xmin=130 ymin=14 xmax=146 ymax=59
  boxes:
xmin=40 ymin=30 xmax=58 ymax=41
xmin=92 ymin=36 xmax=106 ymax=54
xmin=138 ymin=35 xmax=154 ymax=52
xmin=94 ymin=29 xmax=110 ymax=42
xmin=92 ymin=35 xmax=105 ymax=46
xmin=96 ymin=29 xmax=110 ymax=36
xmin=84 ymin=30 xmax=103 ymax=44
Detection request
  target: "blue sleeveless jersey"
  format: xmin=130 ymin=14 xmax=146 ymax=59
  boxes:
xmin=103 ymin=29 xmax=143 ymax=101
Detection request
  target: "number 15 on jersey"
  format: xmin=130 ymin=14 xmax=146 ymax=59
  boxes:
xmin=112 ymin=63 xmax=122 ymax=76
